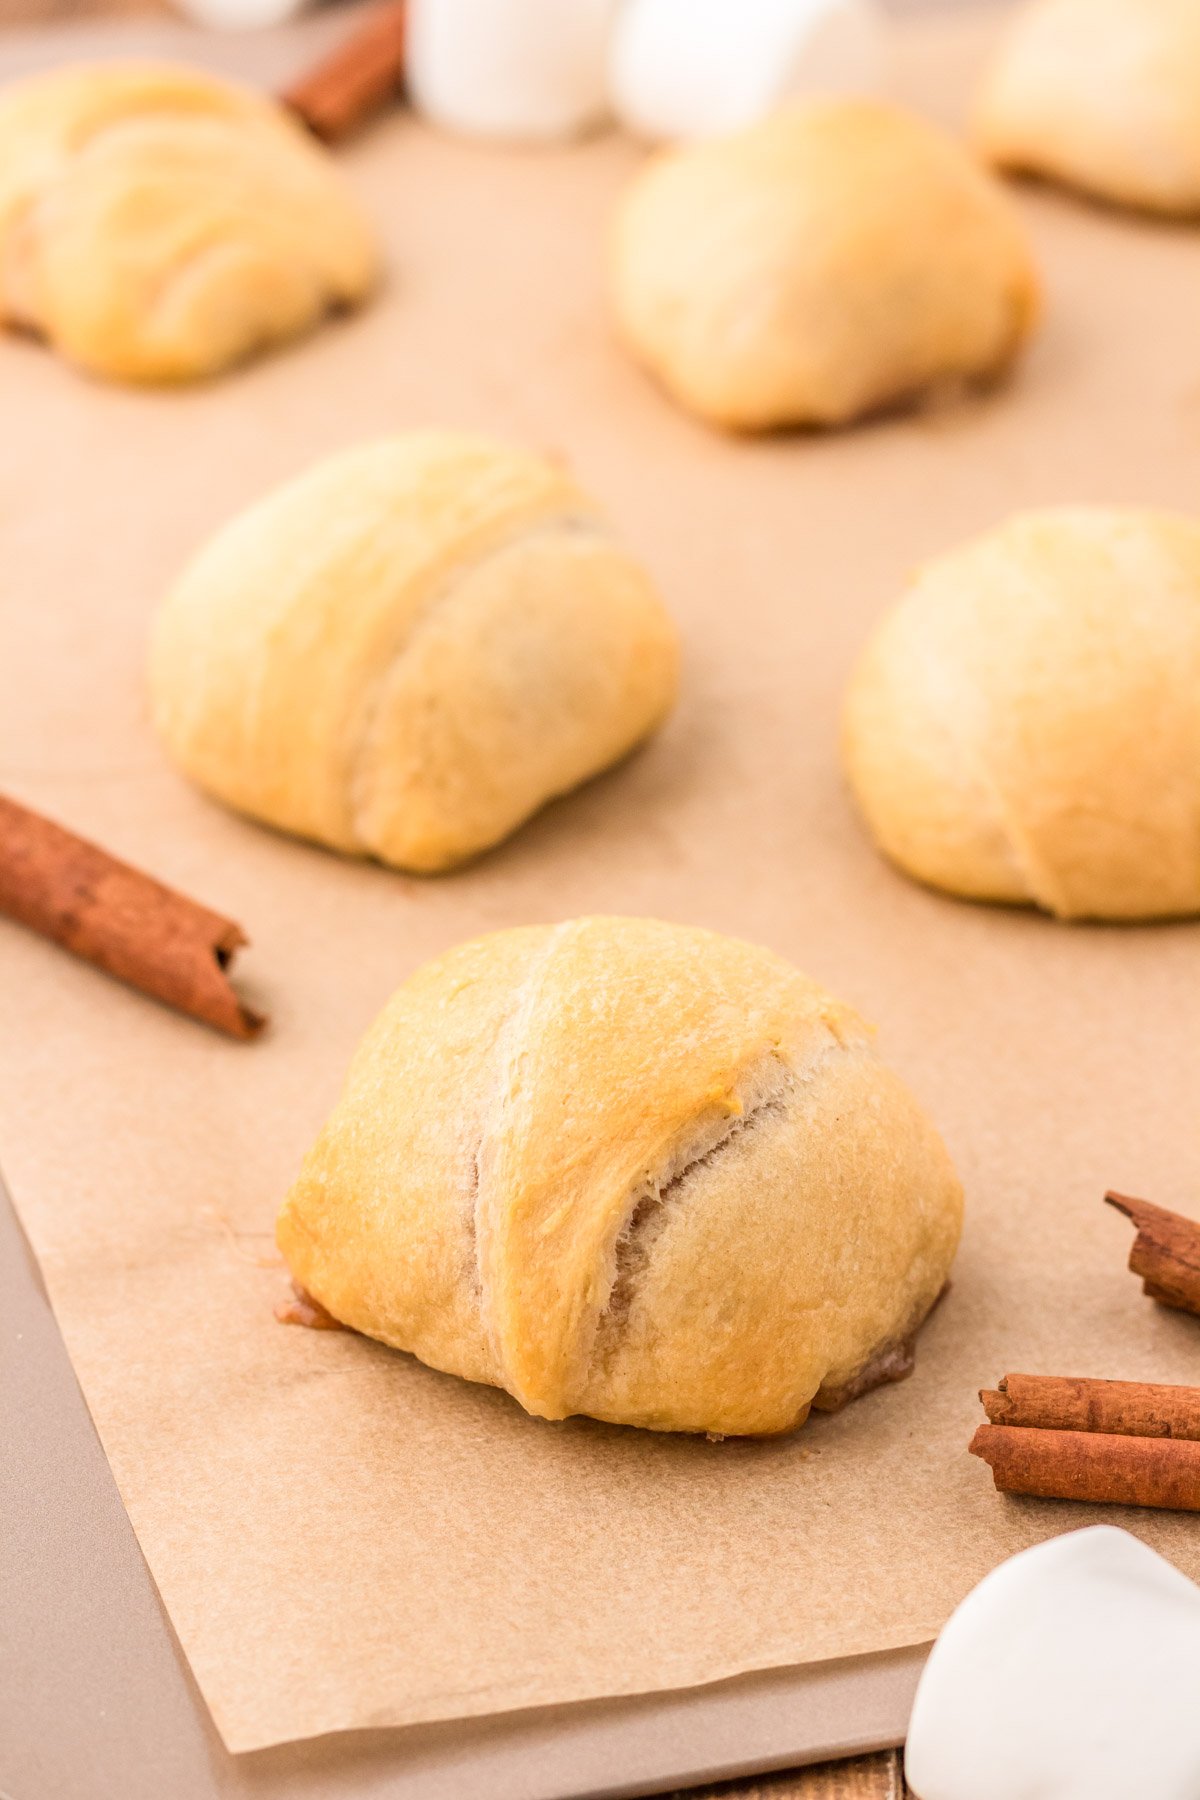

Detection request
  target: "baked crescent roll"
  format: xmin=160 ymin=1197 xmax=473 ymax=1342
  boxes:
xmin=609 ymin=99 xmax=1040 ymax=432
xmin=0 ymin=62 xmax=378 ymax=382
xmin=150 ymin=433 xmax=679 ymax=872
xmin=843 ymin=508 xmax=1200 ymax=921
xmin=277 ymin=917 xmax=963 ymax=1437
xmin=974 ymin=0 xmax=1200 ymax=216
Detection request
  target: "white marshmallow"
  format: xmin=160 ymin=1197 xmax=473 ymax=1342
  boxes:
xmin=172 ymin=0 xmax=309 ymax=29
xmin=406 ymin=0 xmax=620 ymax=143
xmin=609 ymin=0 xmax=884 ymax=143
xmin=905 ymin=1527 xmax=1200 ymax=1800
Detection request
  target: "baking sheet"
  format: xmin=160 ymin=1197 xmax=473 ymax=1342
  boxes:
xmin=0 ymin=1177 xmax=924 ymax=1800
xmin=2 ymin=2 xmax=1198 ymax=1763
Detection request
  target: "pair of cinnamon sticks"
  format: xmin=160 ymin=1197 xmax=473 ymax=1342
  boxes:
xmin=970 ymin=1196 xmax=1200 ymax=1512
xmin=972 ymin=1372 xmax=1200 ymax=1512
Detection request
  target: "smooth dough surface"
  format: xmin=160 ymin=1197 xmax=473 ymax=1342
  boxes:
xmin=974 ymin=0 xmax=1200 ymax=216
xmin=277 ymin=916 xmax=963 ymax=1437
xmin=0 ymin=62 xmax=379 ymax=382
xmin=609 ymin=98 xmax=1040 ymax=432
xmin=150 ymin=432 xmax=679 ymax=872
xmin=842 ymin=508 xmax=1200 ymax=921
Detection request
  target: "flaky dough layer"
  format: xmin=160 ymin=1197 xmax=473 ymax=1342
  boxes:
xmin=610 ymin=98 xmax=1039 ymax=432
xmin=277 ymin=917 xmax=963 ymax=1437
xmin=0 ymin=61 xmax=378 ymax=381
xmin=843 ymin=507 xmax=1200 ymax=921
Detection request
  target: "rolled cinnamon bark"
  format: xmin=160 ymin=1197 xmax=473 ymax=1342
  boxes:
xmin=283 ymin=0 xmax=407 ymax=142
xmin=0 ymin=793 xmax=263 ymax=1039
xmin=981 ymin=1373 xmax=1200 ymax=1442
xmin=1106 ymin=1191 xmax=1200 ymax=1317
xmin=970 ymin=1423 xmax=1200 ymax=1512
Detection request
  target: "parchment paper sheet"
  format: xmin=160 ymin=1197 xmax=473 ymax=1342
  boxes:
xmin=1 ymin=10 xmax=1198 ymax=1757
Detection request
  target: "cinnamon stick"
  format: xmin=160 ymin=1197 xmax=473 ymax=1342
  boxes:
xmin=0 ymin=793 xmax=263 ymax=1039
xmin=1106 ymin=1191 xmax=1200 ymax=1317
xmin=981 ymin=1372 xmax=1200 ymax=1442
xmin=282 ymin=0 xmax=407 ymax=142
xmin=970 ymin=1423 xmax=1200 ymax=1511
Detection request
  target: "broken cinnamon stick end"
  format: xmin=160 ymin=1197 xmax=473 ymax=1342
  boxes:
xmin=212 ymin=930 xmax=266 ymax=1040
xmin=228 ymin=1000 xmax=266 ymax=1041
xmin=968 ymin=1423 xmax=997 ymax=1464
xmin=275 ymin=1281 xmax=346 ymax=1331
xmin=1103 ymin=1188 xmax=1200 ymax=1242
xmin=214 ymin=920 xmax=247 ymax=969
xmin=1104 ymin=1189 xmax=1200 ymax=1320
xmin=1105 ymin=1190 xmax=1155 ymax=1231
xmin=968 ymin=1424 xmax=1012 ymax=1493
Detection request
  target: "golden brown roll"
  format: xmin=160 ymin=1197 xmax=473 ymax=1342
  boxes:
xmin=150 ymin=432 xmax=680 ymax=872
xmin=277 ymin=916 xmax=963 ymax=1437
xmin=974 ymin=0 xmax=1200 ymax=216
xmin=609 ymin=98 xmax=1040 ymax=432
xmin=843 ymin=507 xmax=1200 ymax=921
xmin=0 ymin=62 xmax=378 ymax=382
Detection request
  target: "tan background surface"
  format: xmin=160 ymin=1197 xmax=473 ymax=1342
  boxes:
xmin=1 ymin=3 xmax=1197 ymax=1797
